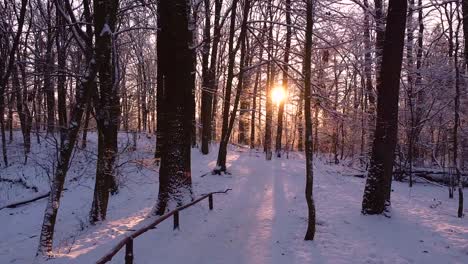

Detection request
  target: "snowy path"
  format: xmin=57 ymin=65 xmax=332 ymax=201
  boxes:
xmin=134 ymin=152 xmax=315 ymax=264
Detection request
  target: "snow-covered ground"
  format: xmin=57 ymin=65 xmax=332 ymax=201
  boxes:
xmin=1 ymin=132 xmax=467 ymax=263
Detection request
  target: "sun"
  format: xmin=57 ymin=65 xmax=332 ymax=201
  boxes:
xmin=271 ymin=86 xmax=286 ymax=105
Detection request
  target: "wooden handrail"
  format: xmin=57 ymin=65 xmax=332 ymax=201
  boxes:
xmin=96 ymin=188 xmax=231 ymax=264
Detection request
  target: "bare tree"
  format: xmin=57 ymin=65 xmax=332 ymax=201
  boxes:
xmin=362 ymin=0 xmax=407 ymax=214
xmin=154 ymin=0 xmax=194 ymax=214
xmin=304 ymin=0 xmax=316 ymax=241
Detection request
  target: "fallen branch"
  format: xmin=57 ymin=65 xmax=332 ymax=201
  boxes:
xmin=0 ymin=188 xmax=68 ymax=210
xmin=343 ymin=174 xmax=365 ymax=178
xmin=413 ymin=176 xmax=446 ymax=188
xmin=0 ymin=192 xmax=49 ymax=210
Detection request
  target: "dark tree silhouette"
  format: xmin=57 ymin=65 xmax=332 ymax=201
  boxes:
xmin=304 ymin=0 xmax=316 ymax=241
xmin=362 ymin=0 xmax=407 ymax=214
xmin=155 ymin=0 xmax=194 ymax=215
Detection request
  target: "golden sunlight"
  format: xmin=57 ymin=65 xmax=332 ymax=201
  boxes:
xmin=271 ymin=86 xmax=286 ymax=105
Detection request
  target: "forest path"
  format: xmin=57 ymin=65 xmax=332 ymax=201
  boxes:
xmin=133 ymin=151 xmax=316 ymax=264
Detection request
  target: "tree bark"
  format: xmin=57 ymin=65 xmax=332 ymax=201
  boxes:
xmin=363 ymin=0 xmax=376 ymax=163
xmin=454 ymin=1 xmax=463 ymax=218
xmin=214 ymin=0 xmax=240 ymax=173
xmin=304 ymin=0 xmax=316 ymax=241
xmin=90 ymin=0 xmax=120 ymax=223
xmin=44 ymin=4 xmax=55 ymax=135
xmin=406 ymin=0 xmax=415 ymax=187
xmin=362 ymin=0 xmax=407 ymax=215
xmin=250 ymin=64 xmax=261 ymax=149
xmin=275 ymin=0 xmax=291 ymax=158
xmin=200 ymin=0 xmax=212 ymax=154
xmin=264 ymin=0 xmax=274 ymax=160
xmin=155 ymin=0 xmax=194 ymax=215
xmin=56 ymin=1 xmax=68 ymax=142
xmin=238 ymin=49 xmax=251 ymax=146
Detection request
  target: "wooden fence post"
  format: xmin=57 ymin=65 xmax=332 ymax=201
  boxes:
xmin=209 ymin=194 xmax=213 ymax=210
xmin=173 ymin=210 xmax=180 ymax=230
xmin=125 ymin=238 xmax=134 ymax=264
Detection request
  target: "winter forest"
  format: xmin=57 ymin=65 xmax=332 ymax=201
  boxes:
xmin=1 ymin=0 xmax=468 ymax=263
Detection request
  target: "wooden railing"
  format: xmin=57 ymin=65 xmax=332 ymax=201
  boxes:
xmin=95 ymin=188 xmax=232 ymax=264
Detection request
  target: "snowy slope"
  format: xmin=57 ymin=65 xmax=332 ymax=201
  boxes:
xmin=1 ymin=135 xmax=468 ymax=263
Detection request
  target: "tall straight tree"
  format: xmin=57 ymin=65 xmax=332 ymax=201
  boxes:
xmin=238 ymin=37 xmax=252 ymax=145
xmin=200 ymin=0 xmax=222 ymax=155
xmin=89 ymin=0 xmax=120 ymax=224
xmin=364 ymin=0 xmax=385 ymax=162
xmin=56 ymin=0 xmax=68 ymax=142
xmin=275 ymin=0 xmax=291 ymax=158
xmin=374 ymin=0 xmax=385 ymax=89
xmin=264 ymin=0 xmax=274 ymax=160
xmin=214 ymin=0 xmax=240 ymax=173
xmin=304 ymin=0 xmax=316 ymax=241
xmin=14 ymin=61 xmax=32 ymax=161
xmin=464 ymin=0 xmax=468 ymax=68
xmin=405 ymin=0 xmax=415 ymax=187
xmin=40 ymin=1 xmax=56 ymax=135
xmin=453 ymin=1 xmax=463 ymax=218
xmin=200 ymin=0 xmax=212 ymax=154
xmin=250 ymin=23 xmax=267 ymax=149
xmin=362 ymin=0 xmax=376 ymax=161
xmin=362 ymin=0 xmax=407 ymax=214
xmin=155 ymin=0 xmax=194 ymax=215
xmin=154 ymin=0 xmax=165 ymax=162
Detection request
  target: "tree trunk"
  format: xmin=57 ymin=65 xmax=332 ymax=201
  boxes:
xmin=463 ymin=0 xmax=468 ymax=68
xmin=13 ymin=65 xmax=32 ymax=162
xmin=297 ymin=89 xmax=304 ymax=152
xmin=275 ymin=0 xmax=291 ymax=158
xmin=81 ymin=99 xmax=92 ymax=149
xmin=190 ymin=4 xmax=199 ymax=148
xmin=56 ymin=1 xmax=68 ymax=142
xmin=214 ymin=0 xmax=240 ymax=173
xmin=200 ymin=0 xmax=212 ymax=154
xmin=90 ymin=0 xmax=120 ymax=223
xmin=304 ymin=0 xmax=316 ymax=241
xmin=264 ymin=0 xmax=274 ymax=160
xmin=7 ymin=86 xmax=14 ymax=143
xmin=454 ymin=2 xmax=463 ymax=218
xmin=250 ymin=65 xmax=261 ymax=149
xmin=362 ymin=0 xmax=407 ymax=215
xmin=374 ymin=0 xmax=385 ymax=87
xmin=238 ymin=81 xmax=250 ymax=145
xmin=413 ymin=0 xmax=424 ymax=166
xmin=44 ymin=12 xmax=55 ymax=136
xmin=155 ymin=0 xmax=194 ymax=215
xmin=250 ymin=23 xmax=267 ymax=150
xmin=363 ymin=0 xmax=376 ymax=164
xmin=406 ymin=0 xmax=415 ymax=187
